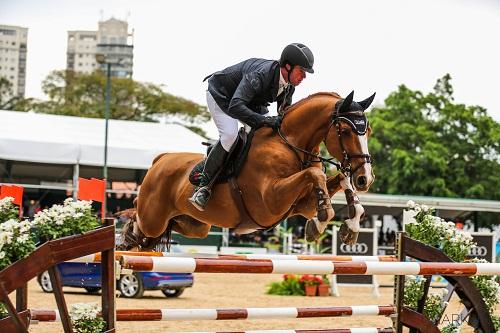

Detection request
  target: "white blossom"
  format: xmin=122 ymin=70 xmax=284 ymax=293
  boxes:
xmin=17 ymin=234 xmax=29 ymax=244
xmin=33 ymin=199 xmax=92 ymax=229
xmin=406 ymin=200 xmax=416 ymax=208
xmin=0 ymin=231 xmax=13 ymax=245
xmin=0 ymin=197 xmax=14 ymax=212
xmin=70 ymin=302 xmax=101 ymax=321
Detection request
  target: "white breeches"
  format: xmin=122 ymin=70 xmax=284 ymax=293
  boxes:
xmin=207 ymin=91 xmax=238 ymax=152
xmin=207 ymin=91 xmax=267 ymax=152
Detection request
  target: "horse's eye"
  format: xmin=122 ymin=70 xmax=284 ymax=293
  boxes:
xmin=341 ymin=127 xmax=350 ymax=135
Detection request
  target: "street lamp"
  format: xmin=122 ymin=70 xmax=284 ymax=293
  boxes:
xmin=95 ymin=53 xmax=124 ymax=218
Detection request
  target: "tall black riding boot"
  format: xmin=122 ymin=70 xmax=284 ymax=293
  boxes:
xmin=189 ymin=141 xmax=228 ymax=211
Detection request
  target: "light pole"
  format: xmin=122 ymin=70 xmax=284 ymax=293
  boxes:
xmin=95 ymin=54 xmax=114 ymax=218
xmin=103 ymin=61 xmax=111 ymax=182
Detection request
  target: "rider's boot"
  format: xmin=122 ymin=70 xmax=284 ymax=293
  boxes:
xmin=189 ymin=141 xmax=228 ymax=211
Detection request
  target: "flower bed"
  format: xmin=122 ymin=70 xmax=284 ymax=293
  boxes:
xmin=267 ymin=274 xmax=330 ymax=296
xmin=404 ymin=201 xmax=500 ymax=332
xmin=0 ymin=196 xmax=110 ymax=333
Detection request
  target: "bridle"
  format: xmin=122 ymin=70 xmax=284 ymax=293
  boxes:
xmin=277 ymin=100 xmax=372 ymax=178
xmin=328 ymin=109 xmax=372 ymax=177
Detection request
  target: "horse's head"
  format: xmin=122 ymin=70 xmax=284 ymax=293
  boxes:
xmin=325 ymin=91 xmax=375 ymax=192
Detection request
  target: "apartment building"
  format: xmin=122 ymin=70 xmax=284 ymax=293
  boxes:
xmin=67 ymin=18 xmax=133 ymax=78
xmin=0 ymin=25 xmax=28 ymax=97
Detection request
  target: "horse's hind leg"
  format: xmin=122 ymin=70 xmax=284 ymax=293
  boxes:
xmin=172 ymin=215 xmax=211 ymax=238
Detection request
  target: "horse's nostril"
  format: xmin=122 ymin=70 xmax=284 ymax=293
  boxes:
xmin=357 ymin=176 xmax=367 ymax=187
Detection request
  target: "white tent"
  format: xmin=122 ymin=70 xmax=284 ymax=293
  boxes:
xmin=0 ymin=110 xmax=207 ymax=169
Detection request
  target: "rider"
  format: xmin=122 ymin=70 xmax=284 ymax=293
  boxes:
xmin=189 ymin=43 xmax=315 ymax=211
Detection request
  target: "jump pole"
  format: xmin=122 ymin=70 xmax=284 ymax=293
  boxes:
xmin=119 ymin=256 xmax=500 ymax=276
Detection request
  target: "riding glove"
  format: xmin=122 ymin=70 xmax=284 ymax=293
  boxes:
xmin=260 ymin=116 xmax=282 ymax=130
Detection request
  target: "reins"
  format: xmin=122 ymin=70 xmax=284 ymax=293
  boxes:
xmin=276 ymin=96 xmax=372 ymax=177
xmin=276 ymin=128 xmax=341 ymax=173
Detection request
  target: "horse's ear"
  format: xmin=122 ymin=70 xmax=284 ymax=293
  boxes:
xmin=339 ymin=91 xmax=354 ymax=113
xmin=358 ymin=92 xmax=376 ymax=111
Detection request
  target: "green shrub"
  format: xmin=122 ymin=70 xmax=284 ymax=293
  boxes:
xmin=267 ymin=274 xmax=304 ymax=296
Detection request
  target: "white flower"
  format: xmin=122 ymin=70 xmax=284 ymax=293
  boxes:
xmin=0 ymin=197 xmax=14 ymax=212
xmin=0 ymin=231 xmax=13 ymax=244
xmin=17 ymin=234 xmax=29 ymax=244
xmin=407 ymin=200 xmax=416 ymax=208
xmin=70 ymin=302 xmax=101 ymax=321
xmin=0 ymin=219 xmax=17 ymax=232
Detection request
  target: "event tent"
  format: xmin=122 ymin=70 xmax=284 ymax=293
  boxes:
xmin=0 ymin=110 xmax=207 ymax=169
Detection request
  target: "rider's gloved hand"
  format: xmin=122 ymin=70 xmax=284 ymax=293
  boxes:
xmin=260 ymin=116 xmax=282 ymax=130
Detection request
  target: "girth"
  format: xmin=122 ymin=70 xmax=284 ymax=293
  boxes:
xmin=229 ymin=177 xmax=294 ymax=234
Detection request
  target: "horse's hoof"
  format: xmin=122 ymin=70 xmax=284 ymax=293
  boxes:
xmin=305 ymin=219 xmax=320 ymax=242
xmin=339 ymin=223 xmax=359 ymax=245
xmin=116 ymin=244 xmax=128 ymax=251
xmin=317 ymin=209 xmax=328 ymax=222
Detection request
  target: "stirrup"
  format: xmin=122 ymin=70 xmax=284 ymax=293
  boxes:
xmin=189 ymin=187 xmax=211 ymax=211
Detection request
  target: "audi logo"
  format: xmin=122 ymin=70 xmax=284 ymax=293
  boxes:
xmin=339 ymin=243 xmax=369 ymax=254
xmin=468 ymin=246 xmax=488 ymax=257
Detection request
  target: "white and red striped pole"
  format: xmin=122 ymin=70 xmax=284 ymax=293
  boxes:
xmin=176 ymin=330 xmax=394 ymax=333
xmin=68 ymin=252 xmax=397 ymax=264
xmin=31 ymin=305 xmax=395 ymax=322
xmin=119 ymin=256 xmax=500 ymax=276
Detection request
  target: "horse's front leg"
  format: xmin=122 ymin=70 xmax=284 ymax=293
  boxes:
xmin=265 ymin=167 xmax=333 ymax=242
xmin=326 ymin=173 xmax=342 ymax=196
xmin=338 ymin=176 xmax=365 ymax=245
xmin=301 ymin=173 xmax=344 ymax=242
xmin=265 ymin=167 xmax=333 ymax=222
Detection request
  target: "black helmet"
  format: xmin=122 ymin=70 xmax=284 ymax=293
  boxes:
xmin=280 ymin=43 xmax=314 ymax=73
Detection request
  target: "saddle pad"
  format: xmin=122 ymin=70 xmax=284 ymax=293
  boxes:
xmin=189 ymin=128 xmax=255 ymax=186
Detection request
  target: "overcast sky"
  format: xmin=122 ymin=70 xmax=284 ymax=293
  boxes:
xmin=2 ymin=0 xmax=500 ymax=124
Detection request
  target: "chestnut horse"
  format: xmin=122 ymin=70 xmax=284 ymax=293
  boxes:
xmin=119 ymin=91 xmax=375 ymax=251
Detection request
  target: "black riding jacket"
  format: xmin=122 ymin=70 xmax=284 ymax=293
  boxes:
xmin=206 ymin=58 xmax=295 ymax=129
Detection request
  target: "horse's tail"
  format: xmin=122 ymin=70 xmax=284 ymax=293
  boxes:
xmin=115 ymin=206 xmax=170 ymax=252
xmin=115 ymin=207 xmax=137 ymax=220
xmin=115 ymin=208 xmax=139 ymax=251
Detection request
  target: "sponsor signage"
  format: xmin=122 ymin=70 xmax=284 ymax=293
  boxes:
xmin=333 ymin=227 xmax=377 ymax=285
xmin=467 ymin=232 xmax=495 ymax=263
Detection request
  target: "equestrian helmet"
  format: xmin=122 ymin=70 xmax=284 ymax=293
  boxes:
xmin=280 ymin=43 xmax=314 ymax=73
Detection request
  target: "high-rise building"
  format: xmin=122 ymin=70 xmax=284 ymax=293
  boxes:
xmin=66 ymin=18 xmax=133 ymax=78
xmin=66 ymin=30 xmax=98 ymax=74
xmin=0 ymin=25 xmax=28 ymax=98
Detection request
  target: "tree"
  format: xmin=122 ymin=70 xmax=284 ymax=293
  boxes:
xmin=367 ymin=74 xmax=499 ymax=227
xmin=0 ymin=77 xmax=33 ymax=111
xmin=30 ymin=70 xmax=210 ymax=136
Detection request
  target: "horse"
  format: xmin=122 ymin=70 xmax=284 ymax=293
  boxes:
xmin=118 ymin=90 xmax=375 ymax=251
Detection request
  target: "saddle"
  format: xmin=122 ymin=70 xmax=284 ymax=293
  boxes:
xmin=189 ymin=128 xmax=281 ymax=234
xmin=189 ymin=127 xmax=255 ymax=186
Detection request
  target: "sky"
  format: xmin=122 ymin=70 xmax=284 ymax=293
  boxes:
xmin=2 ymin=0 xmax=500 ymax=128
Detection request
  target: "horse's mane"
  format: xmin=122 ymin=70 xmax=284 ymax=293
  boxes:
xmin=283 ymin=92 xmax=342 ymax=115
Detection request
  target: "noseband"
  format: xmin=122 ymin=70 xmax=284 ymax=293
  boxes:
xmin=277 ymin=101 xmax=372 ymax=177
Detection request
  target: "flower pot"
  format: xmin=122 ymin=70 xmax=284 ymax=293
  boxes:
xmin=317 ymin=284 xmax=330 ymax=296
xmin=304 ymin=285 xmax=317 ymax=296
